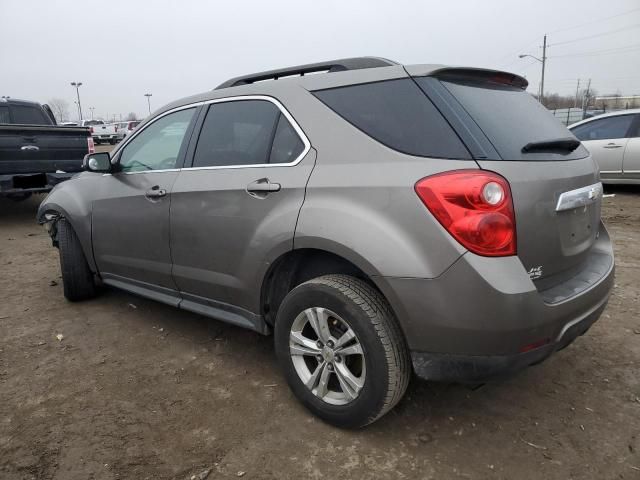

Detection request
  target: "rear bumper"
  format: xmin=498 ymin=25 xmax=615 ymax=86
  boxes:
xmin=411 ymin=298 xmax=606 ymax=382
xmin=376 ymin=222 xmax=614 ymax=382
xmin=0 ymin=172 xmax=77 ymax=195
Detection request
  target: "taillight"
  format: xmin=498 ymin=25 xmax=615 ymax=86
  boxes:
xmin=88 ymin=137 xmax=95 ymax=154
xmin=415 ymin=170 xmax=516 ymax=257
xmin=128 ymin=123 xmax=133 ymax=130
xmin=90 ymin=126 xmax=94 ymax=134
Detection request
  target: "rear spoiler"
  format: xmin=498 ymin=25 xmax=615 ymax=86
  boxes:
xmin=406 ymin=66 xmax=528 ymax=90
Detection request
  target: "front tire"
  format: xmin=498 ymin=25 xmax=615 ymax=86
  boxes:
xmin=274 ymin=274 xmax=411 ymax=428
xmin=57 ymin=218 xmax=97 ymax=301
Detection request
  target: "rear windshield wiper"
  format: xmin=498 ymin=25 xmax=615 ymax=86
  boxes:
xmin=521 ymin=138 xmax=580 ymax=153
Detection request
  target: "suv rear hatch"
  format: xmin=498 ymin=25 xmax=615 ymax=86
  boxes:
xmin=412 ymin=69 xmax=601 ymax=291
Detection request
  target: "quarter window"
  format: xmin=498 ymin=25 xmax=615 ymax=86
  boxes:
xmin=269 ymin=113 xmax=305 ymax=164
xmin=119 ymin=108 xmax=195 ymax=172
xmin=571 ymin=115 xmax=635 ymax=141
xmin=313 ymin=79 xmax=471 ymax=159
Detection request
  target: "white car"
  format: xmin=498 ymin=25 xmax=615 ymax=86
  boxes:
xmin=80 ymin=119 xmax=118 ymax=145
xmin=570 ymin=109 xmax=640 ymax=184
xmin=114 ymin=120 xmax=141 ymax=141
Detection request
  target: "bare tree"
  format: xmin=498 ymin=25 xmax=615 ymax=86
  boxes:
xmin=48 ymin=98 xmax=70 ymax=123
xmin=125 ymin=112 xmax=138 ymax=121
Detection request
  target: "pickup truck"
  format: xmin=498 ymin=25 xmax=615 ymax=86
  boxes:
xmin=0 ymin=98 xmax=93 ymax=200
xmin=81 ymin=119 xmax=118 ymax=144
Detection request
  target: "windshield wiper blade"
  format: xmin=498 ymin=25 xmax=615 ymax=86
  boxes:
xmin=522 ymin=137 xmax=580 ymax=153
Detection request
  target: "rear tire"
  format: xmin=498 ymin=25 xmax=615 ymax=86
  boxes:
xmin=274 ymin=274 xmax=411 ymax=428
xmin=57 ymin=218 xmax=97 ymax=301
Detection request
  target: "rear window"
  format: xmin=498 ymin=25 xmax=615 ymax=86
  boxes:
xmin=0 ymin=106 xmax=9 ymax=123
xmin=427 ymin=77 xmax=588 ymax=161
xmin=312 ymin=79 xmax=471 ymax=159
xmin=10 ymin=105 xmax=50 ymax=125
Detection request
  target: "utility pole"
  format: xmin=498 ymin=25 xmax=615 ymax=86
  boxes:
xmin=89 ymin=107 xmax=95 ymax=120
xmin=581 ymin=78 xmax=592 ymax=120
xmin=144 ymin=93 xmax=152 ymax=114
xmin=574 ymin=79 xmax=581 ymax=108
xmin=70 ymin=82 xmax=83 ymax=121
xmin=540 ymin=34 xmax=547 ymax=106
xmin=518 ymin=34 xmax=547 ymax=105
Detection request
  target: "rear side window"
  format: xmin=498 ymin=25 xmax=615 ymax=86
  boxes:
xmin=313 ymin=79 xmax=471 ymax=159
xmin=0 ymin=106 xmax=9 ymax=123
xmin=193 ymin=100 xmax=282 ymax=168
xmin=10 ymin=105 xmax=50 ymax=125
xmin=430 ymin=77 xmax=588 ymax=160
xmin=571 ymin=115 xmax=635 ymax=141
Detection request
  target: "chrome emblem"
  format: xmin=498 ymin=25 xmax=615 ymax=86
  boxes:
xmin=527 ymin=266 xmax=543 ymax=280
xmin=556 ymin=182 xmax=602 ymax=212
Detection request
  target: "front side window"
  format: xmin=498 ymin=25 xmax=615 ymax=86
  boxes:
xmin=193 ymin=100 xmax=284 ymax=168
xmin=119 ymin=108 xmax=195 ymax=172
xmin=571 ymin=115 xmax=635 ymax=141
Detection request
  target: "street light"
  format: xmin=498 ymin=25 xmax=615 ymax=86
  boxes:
xmin=89 ymin=107 xmax=95 ymax=120
xmin=144 ymin=93 xmax=152 ymax=114
xmin=70 ymin=82 xmax=83 ymax=121
xmin=518 ymin=34 xmax=547 ymax=104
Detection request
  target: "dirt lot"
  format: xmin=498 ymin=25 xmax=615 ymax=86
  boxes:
xmin=1 ymin=181 xmax=639 ymax=480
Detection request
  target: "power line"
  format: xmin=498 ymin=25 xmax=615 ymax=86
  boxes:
xmin=550 ymin=44 xmax=640 ymax=58
xmin=548 ymin=23 xmax=640 ymax=47
xmin=547 ymin=6 xmax=640 ymax=35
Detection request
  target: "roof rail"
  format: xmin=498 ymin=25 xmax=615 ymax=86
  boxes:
xmin=215 ymin=57 xmax=399 ymax=90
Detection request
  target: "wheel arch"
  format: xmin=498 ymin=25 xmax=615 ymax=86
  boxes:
xmin=260 ymin=247 xmax=408 ymax=340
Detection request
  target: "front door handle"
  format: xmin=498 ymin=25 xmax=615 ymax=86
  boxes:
xmin=603 ymin=143 xmax=623 ymax=149
xmin=246 ymin=178 xmax=281 ymax=197
xmin=145 ymin=186 xmax=167 ymax=199
xmin=21 ymin=145 xmax=40 ymax=151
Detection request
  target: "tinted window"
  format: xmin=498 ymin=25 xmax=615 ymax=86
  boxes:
xmin=433 ymin=78 xmax=588 ymax=160
xmin=85 ymin=120 xmax=103 ymax=126
xmin=313 ymin=79 xmax=470 ymax=159
xmin=269 ymin=114 xmax=305 ymax=164
xmin=0 ymin=106 xmax=9 ymax=123
xmin=193 ymin=100 xmax=281 ymax=168
xmin=571 ymin=115 xmax=635 ymax=141
xmin=11 ymin=105 xmax=50 ymax=125
xmin=119 ymin=108 xmax=195 ymax=172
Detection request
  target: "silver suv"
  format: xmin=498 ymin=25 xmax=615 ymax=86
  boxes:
xmin=38 ymin=57 xmax=615 ymax=428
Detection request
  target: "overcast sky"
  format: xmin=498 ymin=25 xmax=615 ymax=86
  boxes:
xmin=1 ymin=0 xmax=638 ymax=121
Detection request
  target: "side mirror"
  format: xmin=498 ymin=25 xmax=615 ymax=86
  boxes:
xmin=83 ymin=152 xmax=112 ymax=173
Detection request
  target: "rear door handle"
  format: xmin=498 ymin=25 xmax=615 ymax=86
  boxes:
xmin=145 ymin=186 xmax=167 ymax=199
xmin=246 ymin=178 xmax=281 ymax=196
xmin=603 ymin=143 xmax=623 ymax=149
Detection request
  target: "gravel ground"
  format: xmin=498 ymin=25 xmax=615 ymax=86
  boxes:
xmin=0 ymin=185 xmax=638 ymax=480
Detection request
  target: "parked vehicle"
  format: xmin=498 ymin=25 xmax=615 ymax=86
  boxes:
xmin=114 ymin=120 xmax=141 ymax=141
xmin=38 ymin=57 xmax=614 ymax=427
xmin=570 ymin=109 xmax=640 ymax=184
xmin=81 ymin=119 xmax=118 ymax=144
xmin=0 ymin=97 xmax=93 ymax=200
